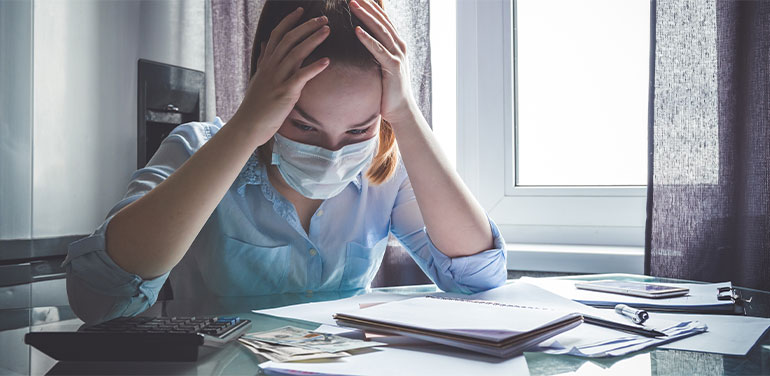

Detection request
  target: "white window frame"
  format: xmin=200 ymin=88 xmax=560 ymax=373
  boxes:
xmin=455 ymin=0 xmax=647 ymax=271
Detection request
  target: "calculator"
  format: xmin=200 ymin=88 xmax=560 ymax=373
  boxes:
xmin=25 ymin=316 xmax=252 ymax=361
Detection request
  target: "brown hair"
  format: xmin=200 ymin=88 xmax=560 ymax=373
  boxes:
xmin=250 ymin=0 xmax=399 ymax=186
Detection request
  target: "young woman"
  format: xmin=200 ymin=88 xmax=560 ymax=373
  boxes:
xmin=64 ymin=0 xmax=507 ymax=324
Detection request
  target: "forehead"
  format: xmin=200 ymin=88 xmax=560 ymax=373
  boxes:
xmin=294 ymin=65 xmax=382 ymax=128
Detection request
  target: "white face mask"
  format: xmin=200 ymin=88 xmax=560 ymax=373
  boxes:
xmin=270 ymin=133 xmax=379 ymax=199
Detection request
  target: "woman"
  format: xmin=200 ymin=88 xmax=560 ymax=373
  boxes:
xmin=64 ymin=0 xmax=507 ymax=324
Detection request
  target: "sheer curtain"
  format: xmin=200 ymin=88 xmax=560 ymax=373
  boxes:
xmin=209 ymin=0 xmax=433 ymax=287
xmin=647 ymin=0 xmax=770 ymax=291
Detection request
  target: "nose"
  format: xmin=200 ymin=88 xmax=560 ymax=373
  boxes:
xmin=319 ymin=135 xmax=347 ymax=151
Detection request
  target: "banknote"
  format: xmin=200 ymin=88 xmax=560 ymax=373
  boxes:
xmin=238 ymin=338 xmax=348 ymax=362
xmin=242 ymin=326 xmax=385 ymax=353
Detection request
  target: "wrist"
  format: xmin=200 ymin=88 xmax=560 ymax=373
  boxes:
xmin=385 ymin=99 xmax=421 ymax=130
xmin=226 ymin=111 xmax=275 ymax=147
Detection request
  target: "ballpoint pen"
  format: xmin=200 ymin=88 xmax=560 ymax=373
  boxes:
xmin=615 ymin=304 xmax=650 ymax=325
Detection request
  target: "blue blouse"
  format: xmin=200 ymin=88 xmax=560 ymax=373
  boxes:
xmin=63 ymin=117 xmax=508 ymax=323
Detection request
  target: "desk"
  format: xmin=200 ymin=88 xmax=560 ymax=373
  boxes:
xmin=2 ymin=274 xmax=770 ymax=375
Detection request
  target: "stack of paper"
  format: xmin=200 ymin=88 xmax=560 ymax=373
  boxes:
xmin=334 ymin=295 xmax=583 ymax=358
xmin=521 ymin=277 xmax=736 ymax=312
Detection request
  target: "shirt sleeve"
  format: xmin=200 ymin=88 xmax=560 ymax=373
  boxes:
xmin=62 ymin=122 xmax=215 ymax=324
xmin=388 ymin=163 xmax=508 ymax=294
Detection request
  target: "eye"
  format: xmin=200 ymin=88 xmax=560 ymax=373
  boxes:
xmin=347 ymin=127 xmax=371 ymax=135
xmin=292 ymin=121 xmax=315 ymax=132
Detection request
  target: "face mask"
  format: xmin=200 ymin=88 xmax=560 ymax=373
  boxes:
xmin=271 ymin=133 xmax=379 ymax=199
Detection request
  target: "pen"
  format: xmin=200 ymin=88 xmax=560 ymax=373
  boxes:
xmin=615 ymin=304 xmax=650 ymax=325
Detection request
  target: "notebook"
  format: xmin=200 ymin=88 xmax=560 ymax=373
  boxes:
xmin=333 ymin=295 xmax=584 ymax=358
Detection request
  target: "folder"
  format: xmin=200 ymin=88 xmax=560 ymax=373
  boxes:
xmin=521 ymin=277 xmax=746 ymax=314
xmin=334 ymin=295 xmax=583 ymax=358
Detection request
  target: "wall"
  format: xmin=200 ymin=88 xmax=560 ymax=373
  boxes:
xmin=0 ymin=0 xmax=33 ymax=240
xmin=0 ymin=0 xmax=205 ymax=240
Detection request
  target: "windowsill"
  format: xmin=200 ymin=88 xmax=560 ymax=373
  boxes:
xmin=506 ymin=243 xmax=644 ymax=274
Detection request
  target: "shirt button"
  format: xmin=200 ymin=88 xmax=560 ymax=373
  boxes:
xmin=309 ymin=248 xmax=317 ymax=256
xmin=316 ymin=210 xmax=324 ymax=217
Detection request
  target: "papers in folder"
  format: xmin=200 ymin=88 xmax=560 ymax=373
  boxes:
xmin=333 ymin=295 xmax=583 ymax=358
xmin=521 ymin=277 xmax=736 ymax=313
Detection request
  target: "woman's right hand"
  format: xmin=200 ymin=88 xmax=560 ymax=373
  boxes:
xmin=232 ymin=7 xmax=331 ymax=144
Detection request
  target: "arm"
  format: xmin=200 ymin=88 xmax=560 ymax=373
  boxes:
xmin=389 ymin=163 xmax=508 ymax=294
xmin=105 ymin=9 xmax=331 ymax=279
xmin=351 ymin=0 xmax=493 ymax=257
xmin=65 ymin=8 xmax=332 ymax=322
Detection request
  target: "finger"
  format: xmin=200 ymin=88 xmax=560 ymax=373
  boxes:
xmin=361 ymin=0 xmax=407 ymax=52
xmin=256 ymin=41 xmax=266 ymax=68
xmin=288 ymin=57 xmax=331 ymax=88
xmin=352 ymin=0 xmax=406 ymax=52
xmin=272 ymin=15 xmax=329 ymax=62
xmin=355 ymin=26 xmax=399 ymax=67
xmin=277 ymin=25 xmax=331 ymax=80
xmin=349 ymin=1 xmax=399 ymax=55
xmin=264 ymin=7 xmax=304 ymax=57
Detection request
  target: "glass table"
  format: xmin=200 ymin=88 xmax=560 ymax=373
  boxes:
xmin=2 ymin=274 xmax=769 ymax=375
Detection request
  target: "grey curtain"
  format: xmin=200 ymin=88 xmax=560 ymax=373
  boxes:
xmin=210 ymin=0 xmax=433 ymax=287
xmin=647 ymin=0 xmax=770 ymax=291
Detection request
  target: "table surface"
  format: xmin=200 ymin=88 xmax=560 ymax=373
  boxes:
xmin=3 ymin=274 xmax=770 ymax=375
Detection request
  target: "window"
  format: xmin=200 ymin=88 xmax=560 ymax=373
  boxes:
xmin=454 ymin=0 xmax=650 ymax=264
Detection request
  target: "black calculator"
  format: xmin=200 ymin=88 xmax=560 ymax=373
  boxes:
xmin=25 ymin=316 xmax=252 ymax=362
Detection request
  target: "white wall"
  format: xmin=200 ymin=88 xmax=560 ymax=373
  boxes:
xmin=0 ymin=0 xmax=33 ymax=240
xmin=28 ymin=0 xmax=205 ymax=238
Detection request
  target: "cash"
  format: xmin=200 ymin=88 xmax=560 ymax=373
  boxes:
xmin=239 ymin=326 xmax=385 ymax=362
xmin=238 ymin=338 xmax=349 ymax=362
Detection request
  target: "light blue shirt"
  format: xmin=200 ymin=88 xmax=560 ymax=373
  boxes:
xmin=63 ymin=117 xmax=508 ymax=323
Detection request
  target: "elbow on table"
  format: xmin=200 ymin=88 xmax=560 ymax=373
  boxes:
xmin=66 ymin=272 xmax=122 ymax=325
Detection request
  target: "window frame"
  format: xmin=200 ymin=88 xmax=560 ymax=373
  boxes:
xmin=455 ymin=0 xmax=648 ymax=248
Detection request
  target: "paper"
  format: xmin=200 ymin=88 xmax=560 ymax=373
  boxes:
xmin=521 ymin=277 xmax=734 ymax=311
xmin=255 ymin=292 xmax=415 ymax=326
xmin=260 ymin=345 xmax=530 ymax=376
xmin=476 ymin=281 xmax=769 ymax=356
xmin=464 ymin=281 xmax=707 ymax=357
xmin=657 ymin=313 xmax=770 ymax=355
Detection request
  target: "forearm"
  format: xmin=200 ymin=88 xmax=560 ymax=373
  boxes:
xmin=389 ymin=102 xmax=494 ymax=257
xmin=106 ymin=116 xmax=270 ymax=279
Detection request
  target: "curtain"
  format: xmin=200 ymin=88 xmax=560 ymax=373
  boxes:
xmin=210 ymin=0 xmax=433 ymax=287
xmin=647 ymin=0 xmax=770 ymax=291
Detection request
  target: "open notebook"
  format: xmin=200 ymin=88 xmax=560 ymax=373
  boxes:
xmin=334 ymin=295 xmax=583 ymax=358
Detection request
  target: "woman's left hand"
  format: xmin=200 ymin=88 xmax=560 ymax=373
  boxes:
xmin=350 ymin=0 xmax=417 ymax=126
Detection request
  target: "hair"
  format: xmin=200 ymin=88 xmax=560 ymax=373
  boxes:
xmin=250 ymin=0 xmax=399 ymax=186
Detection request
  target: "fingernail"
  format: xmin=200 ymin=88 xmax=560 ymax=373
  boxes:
xmin=295 ymin=7 xmax=304 ymax=13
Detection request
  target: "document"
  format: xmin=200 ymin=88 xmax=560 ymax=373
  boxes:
xmin=255 ymin=292 xmax=415 ymax=326
xmin=462 ymin=281 xmax=707 ymax=357
xmin=260 ymin=345 xmax=531 ymax=376
xmin=478 ymin=281 xmax=769 ymax=356
xmin=334 ymin=295 xmax=583 ymax=358
xmin=520 ymin=277 xmax=735 ymax=312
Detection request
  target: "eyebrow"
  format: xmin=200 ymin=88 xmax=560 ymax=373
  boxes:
xmin=293 ymin=105 xmax=379 ymax=130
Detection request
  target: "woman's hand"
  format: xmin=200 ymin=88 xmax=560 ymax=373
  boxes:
xmin=232 ymin=7 xmax=332 ymax=145
xmin=350 ymin=0 xmax=418 ymax=127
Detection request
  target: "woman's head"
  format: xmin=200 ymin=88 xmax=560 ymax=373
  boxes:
xmin=251 ymin=0 xmax=399 ymax=186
